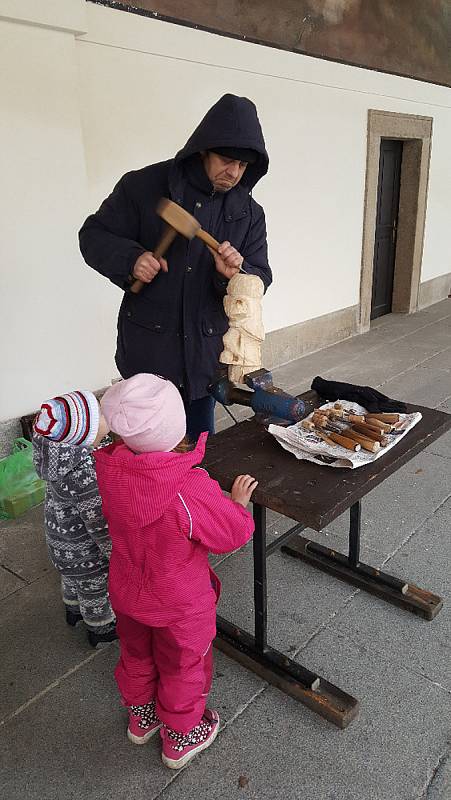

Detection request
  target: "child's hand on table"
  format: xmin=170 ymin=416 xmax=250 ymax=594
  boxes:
xmin=231 ymin=474 xmax=259 ymax=507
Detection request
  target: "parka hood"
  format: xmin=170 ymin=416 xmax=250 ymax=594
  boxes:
xmin=94 ymin=433 xmax=208 ymax=528
xmin=32 ymin=432 xmax=90 ymax=482
xmin=175 ymin=94 xmax=268 ymax=190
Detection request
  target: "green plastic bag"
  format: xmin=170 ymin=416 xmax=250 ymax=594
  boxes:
xmin=0 ymin=438 xmax=46 ymax=519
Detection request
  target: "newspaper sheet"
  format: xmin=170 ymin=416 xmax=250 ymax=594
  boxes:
xmin=268 ymin=400 xmax=421 ymax=469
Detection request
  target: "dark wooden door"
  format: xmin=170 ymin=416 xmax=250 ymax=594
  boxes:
xmin=371 ymin=139 xmax=403 ymax=319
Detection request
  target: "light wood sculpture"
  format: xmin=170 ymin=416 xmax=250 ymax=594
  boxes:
xmin=220 ymin=273 xmax=265 ymax=383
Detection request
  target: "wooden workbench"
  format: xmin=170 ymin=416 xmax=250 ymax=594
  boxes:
xmin=204 ymin=391 xmax=451 ymax=728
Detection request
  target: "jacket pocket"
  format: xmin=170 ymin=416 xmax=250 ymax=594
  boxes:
xmin=126 ymin=313 xmax=165 ymax=333
xmin=202 ymin=311 xmax=228 ymax=337
xmin=122 ymin=299 xmax=166 ymax=333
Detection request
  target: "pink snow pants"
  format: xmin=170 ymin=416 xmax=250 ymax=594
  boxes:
xmin=114 ymin=608 xmax=216 ymax=734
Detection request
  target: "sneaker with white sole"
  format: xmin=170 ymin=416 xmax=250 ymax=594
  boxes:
xmin=127 ymin=700 xmax=161 ymax=744
xmin=161 ymin=709 xmax=219 ymax=769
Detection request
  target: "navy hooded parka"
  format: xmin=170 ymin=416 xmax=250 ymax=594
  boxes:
xmin=79 ymin=94 xmax=272 ymax=401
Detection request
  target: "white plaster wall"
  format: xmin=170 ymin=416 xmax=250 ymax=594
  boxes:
xmin=1 ymin=0 xmax=451 ymax=421
xmin=0 ymin=11 xmax=119 ymax=419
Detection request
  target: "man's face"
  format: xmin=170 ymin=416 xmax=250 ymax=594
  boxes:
xmin=201 ymin=152 xmax=248 ymax=192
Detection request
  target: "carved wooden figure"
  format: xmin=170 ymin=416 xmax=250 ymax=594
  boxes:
xmin=220 ymin=273 xmax=265 ymax=383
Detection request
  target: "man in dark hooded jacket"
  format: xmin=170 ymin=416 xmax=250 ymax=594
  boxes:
xmin=79 ymin=94 xmax=272 ymax=439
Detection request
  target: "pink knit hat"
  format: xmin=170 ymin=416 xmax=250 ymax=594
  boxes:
xmin=100 ymin=374 xmax=186 ymax=453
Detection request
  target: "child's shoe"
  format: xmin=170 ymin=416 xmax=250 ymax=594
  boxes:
xmin=161 ymin=709 xmax=219 ymax=769
xmin=65 ymin=605 xmax=83 ymax=627
xmin=87 ymin=625 xmax=118 ymax=648
xmin=127 ymin=701 xmax=161 ymax=744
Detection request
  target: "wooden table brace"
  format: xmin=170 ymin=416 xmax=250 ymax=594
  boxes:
xmin=215 ymin=504 xmax=360 ymax=729
xmin=281 ymin=500 xmax=443 ymax=620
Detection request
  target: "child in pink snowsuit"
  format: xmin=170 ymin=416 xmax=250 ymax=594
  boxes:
xmin=95 ymin=373 xmax=257 ymax=769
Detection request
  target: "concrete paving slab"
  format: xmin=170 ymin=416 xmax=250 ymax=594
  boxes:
xmin=319 ymin=340 xmax=446 ymax=390
xmin=421 ymin=348 xmax=451 ymax=371
xmin=266 ymin=509 xmax=387 ymax=569
xmin=271 ymin=343 xmax=357 ymax=389
xmin=0 ymin=504 xmax=49 ymax=582
xmin=328 ymin=498 xmax=451 ymax=690
xmin=215 ymin=537 xmax=355 ymax=655
xmin=159 ymin=627 xmax=451 ymax=800
xmin=0 ymin=645 xmax=168 ymax=800
xmin=332 ymin=450 xmax=451 ymax=557
xmin=0 ymin=571 xmax=97 ymax=720
xmin=0 ymin=644 xmax=264 ymax=800
xmin=428 ymin=399 xmax=451 ymax=459
xmin=426 ymin=429 xmax=451 ymax=460
xmin=371 ymin=302 xmax=450 ymax=330
xmin=0 ymin=566 xmax=25 ymax=600
xmin=438 ymin=399 xmax=451 ymax=412
xmin=270 ymin=330 xmax=433 ymax=396
xmin=379 ymin=365 xmax=451 ymax=408
xmin=392 ymin=325 xmax=451 ymax=354
xmin=426 ymin=750 xmax=451 ymax=800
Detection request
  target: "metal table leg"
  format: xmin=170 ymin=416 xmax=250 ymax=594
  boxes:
xmin=215 ymin=503 xmax=359 ymax=728
xmin=281 ymin=500 xmax=443 ymax=620
xmin=253 ymin=504 xmax=268 ymax=652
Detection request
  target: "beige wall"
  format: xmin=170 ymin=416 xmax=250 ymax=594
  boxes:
xmin=1 ymin=0 xmax=451 ymax=420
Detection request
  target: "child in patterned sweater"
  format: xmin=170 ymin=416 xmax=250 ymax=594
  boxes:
xmin=32 ymin=389 xmax=116 ymax=647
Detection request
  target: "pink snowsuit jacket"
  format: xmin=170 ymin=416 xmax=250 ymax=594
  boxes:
xmin=94 ymin=433 xmax=254 ymax=628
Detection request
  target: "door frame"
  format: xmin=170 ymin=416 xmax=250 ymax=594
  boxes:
xmin=359 ymin=110 xmax=433 ymax=332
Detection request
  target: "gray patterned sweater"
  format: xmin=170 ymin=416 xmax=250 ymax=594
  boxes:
xmin=32 ymin=433 xmax=112 ymax=578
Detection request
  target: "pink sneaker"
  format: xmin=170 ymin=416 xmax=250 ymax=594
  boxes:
xmin=161 ymin=709 xmax=219 ymax=769
xmin=127 ymin=700 xmax=161 ymax=744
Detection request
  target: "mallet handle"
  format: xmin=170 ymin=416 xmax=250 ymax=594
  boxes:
xmin=130 ymin=226 xmax=178 ymax=295
xmin=196 ymin=229 xmax=221 ymax=252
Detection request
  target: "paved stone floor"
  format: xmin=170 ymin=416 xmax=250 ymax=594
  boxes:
xmin=1 ymin=300 xmax=450 ymax=800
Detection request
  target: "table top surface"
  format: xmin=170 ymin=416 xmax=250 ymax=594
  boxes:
xmin=203 ymin=391 xmax=451 ymax=531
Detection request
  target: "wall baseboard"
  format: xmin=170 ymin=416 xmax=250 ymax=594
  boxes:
xmin=418 ymin=272 xmax=451 ymax=309
xmin=263 ymin=304 xmax=359 ymax=371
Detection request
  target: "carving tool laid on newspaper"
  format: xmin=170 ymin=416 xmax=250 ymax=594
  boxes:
xmin=301 ymin=404 xmax=407 ymax=453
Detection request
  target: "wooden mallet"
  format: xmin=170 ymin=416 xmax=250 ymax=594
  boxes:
xmin=131 ymin=198 xmax=221 ymax=294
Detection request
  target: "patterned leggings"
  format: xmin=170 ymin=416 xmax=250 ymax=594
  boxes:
xmin=61 ymin=570 xmax=115 ymax=632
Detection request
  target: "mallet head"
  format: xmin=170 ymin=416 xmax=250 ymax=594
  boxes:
xmin=156 ymin=198 xmax=201 ymax=241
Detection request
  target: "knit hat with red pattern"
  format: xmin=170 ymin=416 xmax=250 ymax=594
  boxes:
xmin=34 ymin=390 xmax=100 ymax=447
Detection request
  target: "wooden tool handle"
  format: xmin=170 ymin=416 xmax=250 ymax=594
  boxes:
xmin=343 ymin=429 xmax=380 ymax=453
xmin=365 ymin=416 xmax=393 ymax=432
xmin=130 ymin=279 xmax=145 ymax=295
xmin=303 ymin=421 xmax=335 ymax=446
xmin=328 ymin=432 xmax=361 ymax=451
xmin=130 ymin=226 xmax=178 ymax=294
xmin=365 ymin=413 xmax=400 ymax=424
xmin=359 ymin=421 xmax=387 ymax=435
xmin=196 ymin=229 xmax=221 ymax=252
xmin=154 ymin=225 xmax=178 ymax=259
xmin=314 ymin=428 xmax=336 ymax=447
xmin=301 ymin=420 xmax=315 ymax=431
xmin=352 ymin=423 xmax=384 ymax=443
